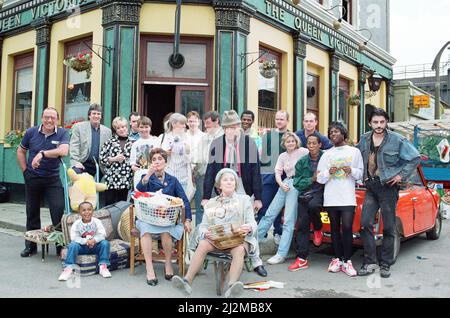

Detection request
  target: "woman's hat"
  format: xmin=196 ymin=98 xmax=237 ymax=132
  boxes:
xmin=215 ymin=168 xmax=239 ymax=188
xmin=222 ymin=110 xmax=241 ymax=127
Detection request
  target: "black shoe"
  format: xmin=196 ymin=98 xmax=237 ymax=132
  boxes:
xmin=253 ymin=265 xmax=267 ymax=277
xmin=20 ymin=247 xmax=37 ymax=257
xmin=147 ymin=277 xmax=158 ymax=286
xmin=164 ymin=269 xmax=174 ymax=281
xmin=380 ymin=264 xmax=391 ymax=278
xmin=357 ymin=263 xmax=378 ymax=276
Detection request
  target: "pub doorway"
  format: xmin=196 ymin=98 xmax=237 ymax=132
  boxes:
xmin=143 ymin=84 xmax=175 ymax=137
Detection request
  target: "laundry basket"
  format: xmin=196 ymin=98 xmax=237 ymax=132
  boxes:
xmin=133 ymin=194 xmax=183 ymax=227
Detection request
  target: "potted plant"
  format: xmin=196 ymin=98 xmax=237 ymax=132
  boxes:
xmin=259 ymin=59 xmax=278 ymax=79
xmin=347 ymin=94 xmax=361 ymax=107
xmin=63 ymin=52 xmax=93 ymax=79
xmin=4 ymin=130 xmax=25 ymax=149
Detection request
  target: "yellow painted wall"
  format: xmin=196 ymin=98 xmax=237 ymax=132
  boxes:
xmin=247 ymin=18 xmax=294 ymax=130
xmin=48 ymin=9 xmax=103 ymax=115
xmin=140 ymin=3 xmax=215 ymax=36
xmin=139 ymin=3 xmax=216 ymax=108
xmin=306 ymin=45 xmax=329 ymax=135
xmin=339 ymin=60 xmax=358 ymax=141
xmin=0 ymin=31 xmax=36 ymax=140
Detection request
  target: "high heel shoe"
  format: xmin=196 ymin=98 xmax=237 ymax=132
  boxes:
xmin=164 ymin=268 xmax=174 ymax=281
xmin=146 ymin=277 xmax=158 ymax=286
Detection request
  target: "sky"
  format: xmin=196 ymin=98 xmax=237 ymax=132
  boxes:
xmin=390 ymin=0 xmax=450 ymax=68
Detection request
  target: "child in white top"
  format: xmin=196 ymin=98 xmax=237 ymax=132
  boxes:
xmin=58 ymin=202 xmax=111 ymax=281
xmin=130 ymin=117 xmax=160 ymax=189
xmin=317 ymin=122 xmax=363 ymax=277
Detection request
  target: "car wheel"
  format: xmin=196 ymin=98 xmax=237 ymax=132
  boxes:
xmin=426 ymin=209 xmax=442 ymax=240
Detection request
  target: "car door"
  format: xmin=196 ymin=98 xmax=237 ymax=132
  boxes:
xmin=407 ymin=169 xmax=435 ymax=234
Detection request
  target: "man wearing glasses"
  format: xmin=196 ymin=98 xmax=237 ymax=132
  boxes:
xmin=17 ymin=107 xmax=70 ymax=257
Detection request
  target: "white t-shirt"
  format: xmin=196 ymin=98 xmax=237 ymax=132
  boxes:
xmin=130 ymin=137 xmax=160 ymax=189
xmin=317 ymin=145 xmax=364 ymax=207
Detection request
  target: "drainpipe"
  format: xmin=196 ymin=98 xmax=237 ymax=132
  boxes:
xmin=169 ymin=0 xmax=185 ymax=69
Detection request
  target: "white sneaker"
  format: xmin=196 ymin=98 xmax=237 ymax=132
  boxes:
xmin=267 ymin=254 xmax=286 ymax=265
xmin=58 ymin=267 xmax=73 ymax=281
xmin=225 ymin=281 xmax=244 ymax=298
xmin=341 ymin=260 xmax=357 ymax=277
xmin=99 ymin=264 xmax=112 ymax=278
xmin=327 ymin=258 xmax=342 ymax=273
xmin=273 ymin=234 xmax=281 ymax=245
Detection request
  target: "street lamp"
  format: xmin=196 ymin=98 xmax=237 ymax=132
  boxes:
xmin=325 ymin=5 xmax=347 ymax=31
xmin=432 ymin=41 xmax=450 ymax=119
xmin=355 ymin=28 xmax=373 ymax=51
xmin=368 ymin=73 xmax=383 ymax=92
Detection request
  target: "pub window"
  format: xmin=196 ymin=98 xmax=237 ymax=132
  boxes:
xmin=63 ymin=37 xmax=92 ymax=127
xmin=307 ymin=73 xmax=320 ymax=123
xmin=13 ymin=53 xmax=34 ymax=131
xmin=258 ymin=47 xmax=281 ymax=129
xmin=146 ymin=42 xmax=207 ymax=80
xmin=338 ymin=77 xmax=350 ymax=128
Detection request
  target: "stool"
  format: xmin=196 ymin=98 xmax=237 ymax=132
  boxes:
xmin=204 ymin=251 xmax=252 ymax=296
xmin=24 ymin=229 xmax=60 ymax=261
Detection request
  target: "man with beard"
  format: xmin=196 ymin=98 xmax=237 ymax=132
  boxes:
xmin=356 ymin=107 xmax=420 ymax=278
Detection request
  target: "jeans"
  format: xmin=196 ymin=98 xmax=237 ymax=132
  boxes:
xmin=64 ymin=240 xmax=111 ymax=267
xmin=327 ymin=206 xmax=355 ymax=262
xmin=257 ymin=174 xmax=282 ymax=235
xmin=295 ymin=190 xmax=323 ymax=260
xmin=194 ymin=175 xmax=204 ymax=227
xmin=23 ymin=171 xmax=65 ymax=250
xmin=360 ymin=178 xmax=399 ymax=266
xmin=257 ymin=179 xmax=298 ymax=257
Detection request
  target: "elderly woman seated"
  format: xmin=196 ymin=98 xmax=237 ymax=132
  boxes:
xmin=134 ymin=148 xmax=192 ymax=286
xmin=172 ymin=168 xmax=257 ymax=298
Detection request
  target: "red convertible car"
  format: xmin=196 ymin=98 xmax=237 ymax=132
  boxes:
xmin=317 ymin=166 xmax=442 ymax=261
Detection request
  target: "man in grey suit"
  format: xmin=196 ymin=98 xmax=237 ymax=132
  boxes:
xmin=70 ymin=103 xmax=112 ymax=178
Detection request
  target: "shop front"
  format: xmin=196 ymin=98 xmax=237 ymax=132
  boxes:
xmin=0 ymin=0 xmax=395 ymax=190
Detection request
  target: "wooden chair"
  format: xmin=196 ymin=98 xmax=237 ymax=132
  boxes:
xmin=129 ymin=204 xmax=186 ymax=276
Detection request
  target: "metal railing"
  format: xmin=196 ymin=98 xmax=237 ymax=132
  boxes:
xmin=393 ymin=61 xmax=449 ymax=80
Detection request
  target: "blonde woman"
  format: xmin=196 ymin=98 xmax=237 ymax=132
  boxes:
xmin=160 ymin=113 xmax=194 ymax=199
xmin=257 ymin=132 xmax=309 ymax=265
xmin=100 ymin=117 xmax=133 ymax=205
xmin=172 ymin=168 xmax=257 ymax=298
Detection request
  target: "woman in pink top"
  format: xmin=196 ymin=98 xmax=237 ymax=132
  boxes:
xmin=257 ymin=132 xmax=309 ymax=264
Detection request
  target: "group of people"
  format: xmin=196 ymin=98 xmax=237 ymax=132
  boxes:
xmin=18 ymin=103 xmax=420 ymax=297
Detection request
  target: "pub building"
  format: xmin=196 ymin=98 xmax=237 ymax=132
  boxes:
xmin=0 ymin=0 xmax=395 ymax=192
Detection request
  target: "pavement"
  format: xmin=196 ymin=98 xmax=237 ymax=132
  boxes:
xmin=1 ymin=202 xmax=450 ymax=298
xmin=0 ymin=203 xmax=52 ymax=233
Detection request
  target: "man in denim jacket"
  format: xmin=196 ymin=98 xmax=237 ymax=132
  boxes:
xmin=356 ymin=107 xmax=420 ymax=278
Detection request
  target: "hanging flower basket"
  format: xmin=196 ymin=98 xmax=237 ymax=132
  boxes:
xmin=347 ymin=94 xmax=361 ymax=107
xmin=63 ymin=52 xmax=92 ymax=79
xmin=259 ymin=60 xmax=278 ymax=79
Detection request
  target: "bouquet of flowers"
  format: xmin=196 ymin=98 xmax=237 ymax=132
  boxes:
xmin=63 ymin=52 xmax=92 ymax=79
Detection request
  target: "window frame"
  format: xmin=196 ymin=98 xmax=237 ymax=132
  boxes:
xmin=12 ymin=52 xmax=34 ymax=131
xmin=258 ymin=46 xmax=282 ymax=112
xmin=140 ymin=35 xmax=213 ymax=84
xmin=306 ymin=73 xmax=320 ymax=124
xmin=61 ymin=36 xmax=93 ymax=127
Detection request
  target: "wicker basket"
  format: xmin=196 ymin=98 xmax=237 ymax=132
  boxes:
xmin=208 ymin=223 xmax=245 ymax=250
xmin=133 ymin=194 xmax=183 ymax=227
